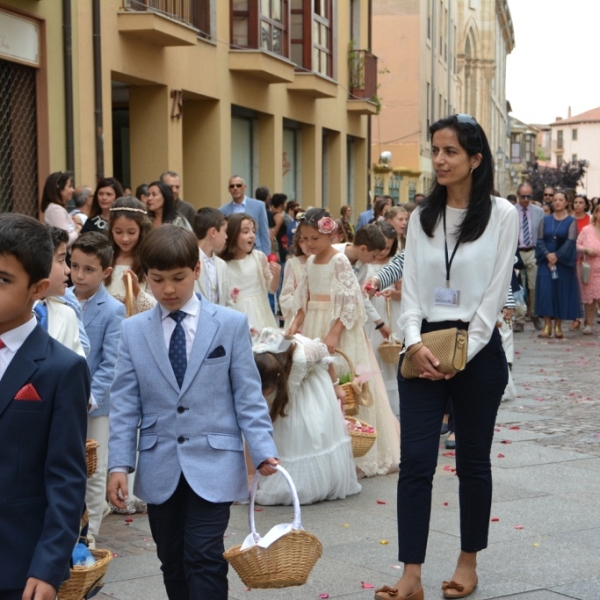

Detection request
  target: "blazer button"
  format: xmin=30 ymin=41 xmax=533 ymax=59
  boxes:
xmin=177 ymin=406 xmax=185 ymax=414
xmin=177 ymin=436 xmax=185 ymax=444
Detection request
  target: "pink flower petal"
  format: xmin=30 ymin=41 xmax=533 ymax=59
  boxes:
xmin=491 ymin=517 xmax=499 ymax=522
xmin=376 ymin=500 xmax=386 ymax=505
xmin=319 ymin=594 xmax=330 ymax=598
xmin=514 ymin=525 xmax=524 ymax=530
xmin=442 ymin=451 xmax=456 ymax=457
xmin=361 ymin=582 xmax=375 ymax=589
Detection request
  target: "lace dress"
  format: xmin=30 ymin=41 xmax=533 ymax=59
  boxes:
xmin=279 ymin=255 xmax=308 ymax=330
xmin=365 ymin=261 xmax=401 ymax=417
xmin=293 ymin=252 xmax=400 ymax=477
xmin=255 ymin=335 xmax=361 ymax=505
xmin=105 ymin=265 xmax=156 ymax=314
xmin=225 ymin=250 xmax=277 ymax=331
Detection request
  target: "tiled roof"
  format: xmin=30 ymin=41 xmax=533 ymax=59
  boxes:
xmin=550 ymin=107 xmax=600 ymax=126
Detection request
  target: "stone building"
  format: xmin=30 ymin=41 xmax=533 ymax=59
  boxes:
xmin=371 ymin=0 xmax=514 ymax=201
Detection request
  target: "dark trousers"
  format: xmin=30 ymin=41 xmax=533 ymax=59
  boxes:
xmin=147 ymin=474 xmax=232 ymax=600
xmin=397 ymin=322 xmax=507 ymax=564
xmin=0 ymin=591 xmax=22 ymax=600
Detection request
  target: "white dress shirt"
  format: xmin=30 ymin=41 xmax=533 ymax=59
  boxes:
xmin=160 ymin=293 xmax=201 ymax=360
xmin=200 ymin=248 xmax=219 ymax=304
xmin=0 ymin=316 xmax=37 ymax=382
xmin=230 ymin=196 xmax=248 ymax=213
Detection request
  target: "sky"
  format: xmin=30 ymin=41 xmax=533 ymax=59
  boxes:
xmin=506 ymin=0 xmax=600 ymax=125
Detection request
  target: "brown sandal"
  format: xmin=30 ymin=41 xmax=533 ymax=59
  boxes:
xmin=441 ymin=575 xmax=478 ymax=599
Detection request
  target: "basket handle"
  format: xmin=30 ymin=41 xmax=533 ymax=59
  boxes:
xmin=124 ymin=271 xmax=135 ymax=318
xmin=248 ymin=464 xmax=302 ymax=542
xmin=334 ymin=348 xmax=355 ymax=375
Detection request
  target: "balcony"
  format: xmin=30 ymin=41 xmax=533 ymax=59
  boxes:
xmin=287 ymin=72 xmax=338 ymax=98
xmin=347 ymin=49 xmax=378 ymax=113
xmin=119 ymin=0 xmax=209 ymax=47
xmin=229 ymin=50 xmax=296 ymax=84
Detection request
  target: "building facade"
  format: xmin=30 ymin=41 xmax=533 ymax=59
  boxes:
xmin=0 ymin=1 xmax=377 ymax=217
xmin=371 ymin=0 xmax=514 ymax=201
xmin=550 ymin=107 xmax=600 ymax=198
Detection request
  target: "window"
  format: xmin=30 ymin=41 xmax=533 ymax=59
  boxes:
xmin=557 ymin=130 xmax=563 ymax=150
xmin=231 ymin=0 xmax=289 ymax=58
xmin=572 ymin=154 xmax=578 ymax=163
xmin=572 ymin=128 xmax=578 ymax=141
xmin=290 ymin=0 xmax=333 ymax=77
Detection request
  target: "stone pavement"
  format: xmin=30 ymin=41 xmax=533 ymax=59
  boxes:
xmin=95 ymin=324 xmax=600 ymax=599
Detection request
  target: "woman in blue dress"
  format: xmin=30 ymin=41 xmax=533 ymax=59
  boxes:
xmin=535 ymin=190 xmax=581 ymax=338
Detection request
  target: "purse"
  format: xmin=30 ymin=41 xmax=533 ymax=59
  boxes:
xmin=400 ymin=327 xmax=468 ymax=379
xmin=581 ymin=259 xmax=591 ymax=284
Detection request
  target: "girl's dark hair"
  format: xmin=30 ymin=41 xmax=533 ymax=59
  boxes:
xmin=574 ymin=194 xmax=590 ymax=212
xmin=135 ymin=183 xmax=149 ymax=200
xmin=372 ymin=197 xmax=391 ymax=220
xmin=148 ymin=180 xmax=178 ymax=224
xmin=89 ymin=177 xmax=124 ymax=219
xmin=288 ymin=226 xmax=307 ymax=257
xmin=254 ymin=344 xmax=296 ymax=422
xmin=219 ymin=213 xmax=256 ymax=261
xmin=376 ymin=220 xmax=398 ymax=257
xmin=334 ymin=219 xmax=349 ymax=242
xmin=107 ymin=196 xmax=153 ymax=286
xmin=420 ymin=114 xmax=494 ymax=243
xmin=41 ymin=171 xmax=74 ymax=212
xmin=299 ymin=207 xmax=331 ymax=230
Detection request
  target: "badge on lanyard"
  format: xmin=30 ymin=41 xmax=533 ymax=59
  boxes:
xmin=434 ymin=209 xmax=461 ymax=307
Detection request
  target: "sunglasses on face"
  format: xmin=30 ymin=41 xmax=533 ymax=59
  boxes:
xmin=543 ymin=193 xmax=554 ymax=197
xmin=229 ymin=184 xmax=244 ymax=189
xmin=519 ymin=195 xmax=533 ymax=200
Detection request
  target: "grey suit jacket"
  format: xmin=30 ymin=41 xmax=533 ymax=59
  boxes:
xmin=220 ymin=196 xmax=271 ymax=255
xmin=519 ymin=203 xmax=544 ymax=247
xmin=108 ymin=295 xmax=277 ymax=504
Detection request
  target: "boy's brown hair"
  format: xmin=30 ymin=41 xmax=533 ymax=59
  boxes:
xmin=193 ymin=208 xmax=227 ymax=240
xmin=138 ymin=225 xmax=198 ymax=273
xmin=71 ymin=232 xmax=114 ymax=270
xmin=353 ymin=223 xmax=386 ymax=251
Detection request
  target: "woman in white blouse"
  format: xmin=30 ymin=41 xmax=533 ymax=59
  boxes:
xmin=41 ymin=171 xmax=80 ymax=248
xmin=374 ymin=115 xmax=518 ymax=600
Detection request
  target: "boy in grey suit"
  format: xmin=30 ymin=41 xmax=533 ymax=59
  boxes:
xmin=108 ymin=226 xmax=278 ymax=600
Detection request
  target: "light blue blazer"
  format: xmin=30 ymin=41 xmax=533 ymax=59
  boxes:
xmin=108 ymin=295 xmax=277 ymax=505
xmin=71 ymin=284 xmax=126 ymax=417
xmin=356 ymin=208 xmax=374 ymax=231
xmin=220 ymin=196 xmax=271 ymax=255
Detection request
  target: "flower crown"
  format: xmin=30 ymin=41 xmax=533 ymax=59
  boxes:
xmin=109 ymin=207 xmax=148 ymax=215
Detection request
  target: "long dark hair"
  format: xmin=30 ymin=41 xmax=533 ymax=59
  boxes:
xmin=254 ymin=344 xmax=296 ymax=422
xmin=219 ymin=213 xmax=256 ymax=261
xmin=148 ymin=180 xmax=178 ymax=224
xmin=106 ymin=196 xmax=153 ymax=286
xmin=420 ymin=114 xmax=494 ymax=243
xmin=89 ymin=177 xmax=124 ymax=219
xmin=41 ymin=171 xmax=73 ymax=211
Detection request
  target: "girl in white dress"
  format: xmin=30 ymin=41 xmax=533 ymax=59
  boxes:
xmin=219 ymin=213 xmax=280 ymax=331
xmin=279 ymin=230 xmax=311 ymax=330
xmin=287 ymin=208 xmax=400 ymax=477
xmin=385 ymin=205 xmax=408 ymax=253
xmin=365 ymin=222 xmax=401 ymax=417
xmin=253 ymin=329 xmax=361 ymax=505
xmin=106 ymin=197 xmax=156 ymax=315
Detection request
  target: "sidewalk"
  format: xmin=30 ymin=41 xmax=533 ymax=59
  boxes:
xmin=95 ymin=326 xmax=600 ymax=599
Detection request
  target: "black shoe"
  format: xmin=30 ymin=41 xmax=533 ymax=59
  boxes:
xmin=440 ymin=423 xmax=449 ymax=435
xmin=532 ymin=316 xmax=543 ymax=331
xmin=445 ymin=435 xmax=456 ymax=450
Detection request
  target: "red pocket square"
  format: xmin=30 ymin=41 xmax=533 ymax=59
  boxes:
xmin=14 ymin=383 xmax=42 ymax=401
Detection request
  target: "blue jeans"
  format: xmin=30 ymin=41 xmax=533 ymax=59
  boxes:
xmin=396 ymin=322 xmax=507 ymax=563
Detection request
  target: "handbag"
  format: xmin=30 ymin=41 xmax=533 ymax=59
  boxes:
xmin=581 ymin=259 xmax=591 ymax=284
xmin=400 ymin=327 xmax=468 ymax=379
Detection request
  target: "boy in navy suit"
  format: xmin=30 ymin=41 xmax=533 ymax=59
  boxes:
xmin=71 ymin=232 xmax=126 ymax=544
xmin=0 ymin=214 xmax=90 ymax=600
xmin=108 ymin=225 xmax=278 ymax=599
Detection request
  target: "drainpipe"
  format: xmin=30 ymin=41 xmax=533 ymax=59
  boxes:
xmin=63 ymin=0 xmax=75 ymax=174
xmin=367 ymin=0 xmax=373 ymax=207
xmin=93 ymin=0 xmax=104 ymax=180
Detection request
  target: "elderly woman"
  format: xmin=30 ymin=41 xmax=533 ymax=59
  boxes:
xmin=576 ymin=204 xmax=600 ymax=334
xmin=374 ymin=114 xmax=518 ymax=600
xmin=535 ymin=190 xmax=581 ymax=339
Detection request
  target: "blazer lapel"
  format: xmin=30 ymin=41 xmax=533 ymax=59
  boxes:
xmin=81 ymin=286 xmax=106 ymax=327
xmin=142 ymin=304 xmax=180 ymax=394
xmin=0 ymin=326 xmax=45 ymax=419
xmin=179 ymin=297 xmax=218 ymax=397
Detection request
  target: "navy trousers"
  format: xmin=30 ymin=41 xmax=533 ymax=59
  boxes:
xmin=396 ymin=322 xmax=507 ymax=564
xmin=147 ymin=474 xmax=232 ymax=600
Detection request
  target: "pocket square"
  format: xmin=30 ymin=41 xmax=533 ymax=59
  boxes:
xmin=207 ymin=345 xmax=226 ymax=359
xmin=14 ymin=383 xmax=42 ymax=401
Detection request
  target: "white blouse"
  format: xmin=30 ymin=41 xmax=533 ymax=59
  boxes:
xmin=399 ymin=197 xmax=519 ymax=361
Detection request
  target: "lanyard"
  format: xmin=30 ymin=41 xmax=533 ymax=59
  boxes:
xmin=442 ymin=208 xmax=460 ymax=288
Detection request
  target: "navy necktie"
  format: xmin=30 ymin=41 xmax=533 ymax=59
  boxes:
xmin=168 ymin=311 xmax=187 ymax=388
xmin=34 ymin=302 xmax=48 ymax=331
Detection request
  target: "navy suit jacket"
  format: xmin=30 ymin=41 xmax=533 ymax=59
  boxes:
xmin=0 ymin=325 xmax=90 ymax=591
xmin=220 ymin=196 xmax=271 ymax=255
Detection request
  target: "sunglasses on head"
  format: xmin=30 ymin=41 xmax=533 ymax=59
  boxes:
xmin=229 ymin=183 xmax=244 ymax=188
xmin=453 ymin=114 xmax=483 ymax=152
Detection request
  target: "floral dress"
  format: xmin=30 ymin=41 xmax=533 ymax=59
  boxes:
xmin=279 ymin=255 xmax=308 ymax=330
xmin=105 ymin=264 xmax=156 ymax=314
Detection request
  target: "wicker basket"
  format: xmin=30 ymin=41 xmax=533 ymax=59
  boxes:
xmin=346 ymin=416 xmax=377 ymax=458
xmin=57 ymin=548 xmax=113 ymax=600
xmin=224 ymin=465 xmax=322 ymax=589
xmin=377 ymin=298 xmax=402 ymax=365
xmin=334 ymin=348 xmax=360 ymax=416
xmin=85 ymin=440 xmax=99 ymax=478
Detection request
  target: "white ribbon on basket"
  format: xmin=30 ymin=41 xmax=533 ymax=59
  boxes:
xmin=240 ymin=465 xmax=304 ymax=550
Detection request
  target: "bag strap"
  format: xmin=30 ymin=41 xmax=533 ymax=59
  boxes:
xmin=248 ymin=465 xmax=302 ymax=542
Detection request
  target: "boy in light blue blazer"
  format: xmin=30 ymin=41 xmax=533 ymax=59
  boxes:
xmin=108 ymin=225 xmax=278 ymax=600
xmin=71 ymin=232 xmax=126 ymax=543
